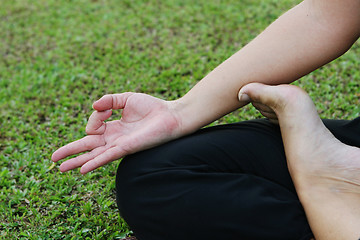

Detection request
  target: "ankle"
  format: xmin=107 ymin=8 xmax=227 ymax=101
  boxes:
xmin=295 ymin=169 xmax=360 ymax=206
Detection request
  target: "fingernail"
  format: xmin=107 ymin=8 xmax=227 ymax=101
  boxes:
xmin=238 ymin=93 xmax=251 ymax=102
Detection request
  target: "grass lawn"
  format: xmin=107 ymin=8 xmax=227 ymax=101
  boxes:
xmin=1 ymin=0 xmax=359 ymax=239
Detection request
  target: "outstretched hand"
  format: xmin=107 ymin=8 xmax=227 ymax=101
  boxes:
xmin=52 ymin=93 xmax=182 ymax=174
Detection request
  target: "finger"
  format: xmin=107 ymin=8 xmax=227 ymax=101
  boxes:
xmin=92 ymin=92 xmax=135 ymax=111
xmin=80 ymin=146 xmax=125 ymax=174
xmin=51 ymin=135 xmax=105 ymax=162
xmin=59 ymin=146 xmax=108 ymax=172
xmin=86 ymin=110 xmax=112 ymax=135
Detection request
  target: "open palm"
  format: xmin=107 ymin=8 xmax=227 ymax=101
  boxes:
xmin=52 ymin=92 xmax=182 ymax=174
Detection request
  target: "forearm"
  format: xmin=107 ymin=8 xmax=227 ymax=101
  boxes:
xmin=174 ymin=0 xmax=360 ymax=134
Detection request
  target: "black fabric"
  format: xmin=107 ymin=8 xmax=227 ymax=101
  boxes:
xmin=116 ymin=117 xmax=360 ymax=240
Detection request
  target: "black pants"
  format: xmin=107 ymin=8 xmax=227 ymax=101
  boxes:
xmin=116 ymin=118 xmax=360 ymax=240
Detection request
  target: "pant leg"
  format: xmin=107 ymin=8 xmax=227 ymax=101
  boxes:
xmin=115 ymin=117 xmax=360 ymax=240
xmin=323 ymin=117 xmax=360 ymax=147
xmin=116 ymin=119 xmax=315 ymax=240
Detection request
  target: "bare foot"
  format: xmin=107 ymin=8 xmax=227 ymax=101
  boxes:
xmin=239 ymin=83 xmax=360 ymax=240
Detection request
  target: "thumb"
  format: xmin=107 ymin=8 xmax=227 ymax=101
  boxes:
xmin=86 ymin=110 xmax=112 ymax=135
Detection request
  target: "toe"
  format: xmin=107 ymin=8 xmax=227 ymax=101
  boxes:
xmin=239 ymin=83 xmax=310 ymax=113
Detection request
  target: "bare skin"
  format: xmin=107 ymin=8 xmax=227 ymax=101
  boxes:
xmin=239 ymin=83 xmax=360 ymax=240
xmin=51 ymin=93 xmax=183 ymax=174
xmin=50 ymin=1 xmax=360 ymax=238
xmin=52 ymin=0 xmax=360 ymax=174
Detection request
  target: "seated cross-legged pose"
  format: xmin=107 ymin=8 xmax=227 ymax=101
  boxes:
xmin=240 ymin=83 xmax=360 ymax=240
xmin=52 ymin=0 xmax=360 ymax=239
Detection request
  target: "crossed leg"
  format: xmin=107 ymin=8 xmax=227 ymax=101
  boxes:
xmin=239 ymin=83 xmax=360 ymax=240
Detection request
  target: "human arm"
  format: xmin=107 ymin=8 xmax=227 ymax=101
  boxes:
xmin=52 ymin=93 xmax=183 ymax=174
xmin=176 ymin=0 xmax=360 ymax=134
xmin=52 ymin=0 xmax=360 ymax=174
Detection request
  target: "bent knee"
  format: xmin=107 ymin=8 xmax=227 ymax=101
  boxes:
xmin=115 ymin=145 xmax=182 ymax=216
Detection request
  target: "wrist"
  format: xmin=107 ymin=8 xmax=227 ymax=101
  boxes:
xmin=169 ymin=91 xmax=247 ymax=136
xmin=168 ymin=97 xmax=201 ymax=137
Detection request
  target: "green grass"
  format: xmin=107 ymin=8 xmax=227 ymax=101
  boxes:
xmin=1 ymin=0 xmax=359 ymax=239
